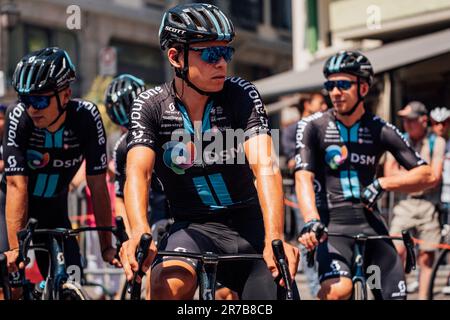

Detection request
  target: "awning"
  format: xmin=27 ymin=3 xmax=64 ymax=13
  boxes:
xmin=255 ymin=28 xmax=450 ymax=100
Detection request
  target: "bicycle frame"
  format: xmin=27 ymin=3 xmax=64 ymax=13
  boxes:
xmin=128 ymin=234 xmax=295 ymax=300
xmin=11 ymin=216 xmax=128 ymax=300
xmin=307 ymin=230 xmax=416 ymax=300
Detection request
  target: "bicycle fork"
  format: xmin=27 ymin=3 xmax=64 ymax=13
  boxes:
xmin=352 ymin=235 xmax=367 ymax=300
xmin=198 ymin=252 xmax=219 ymax=300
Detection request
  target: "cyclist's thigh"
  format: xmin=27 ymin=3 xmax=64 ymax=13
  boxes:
xmin=365 ymin=239 xmax=406 ymax=300
xmin=152 ymin=221 xmax=216 ymax=272
xmin=0 ymin=189 xmax=9 ymax=252
xmin=317 ymin=229 xmax=353 ymax=284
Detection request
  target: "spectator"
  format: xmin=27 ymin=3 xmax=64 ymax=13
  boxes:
xmin=282 ymin=92 xmax=327 ymax=170
xmin=430 ymin=107 xmax=450 ymax=295
xmin=384 ymin=101 xmax=445 ymax=300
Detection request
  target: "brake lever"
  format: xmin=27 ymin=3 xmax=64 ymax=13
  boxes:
xmin=402 ymin=230 xmax=416 ymax=274
xmin=271 ymin=239 xmax=293 ymax=300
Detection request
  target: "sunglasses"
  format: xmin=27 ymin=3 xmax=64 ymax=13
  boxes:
xmin=189 ymin=46 xmax=235 ymax=64
xmin=19 ymin=94 xmax=54 ymax=110
xmin=431 ymin=121 xmax=449 ymax=126
xmin=324 ymin=80 xmax=357 ymax=91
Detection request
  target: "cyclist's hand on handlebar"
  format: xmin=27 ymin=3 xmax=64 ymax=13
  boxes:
xmin=102 ymin=247 xmax=122 ymax=268
xmin=297 ymin=219 xmax=328 ymax=251
xmin=120 ymin=232 xmax=157 ymax=282
xmin=4 ymin=249 xmax=24 ymax=273
xmin=264 ymin=240 xmax=299 ymax=287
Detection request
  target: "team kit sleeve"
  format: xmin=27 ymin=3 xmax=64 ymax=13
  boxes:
xmin=126 ymin=92 xmax=159 ymax=152
xmin=229 ymin=79 xmax=271 ymax=140
xmin=3 ymin=104 xmax=30 ymax=177
xmin=294 ymin=119 xmax=317 ymax=173
xmin=381 ymin=122 xmax=426 ymax=170
xmin=81 ymin=102 xmax=108 ymax=175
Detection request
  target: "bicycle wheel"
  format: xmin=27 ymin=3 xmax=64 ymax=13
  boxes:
xmin=427 ymin=249 xmax=449 ymax=300
xmin=352 ymin=280 xmax=366 ymax=300
xmin=60 ymin=282 xmax=89 ymax=300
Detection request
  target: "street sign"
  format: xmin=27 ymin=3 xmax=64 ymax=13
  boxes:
xmin=99 ymin=47 xmax=117 ymax=76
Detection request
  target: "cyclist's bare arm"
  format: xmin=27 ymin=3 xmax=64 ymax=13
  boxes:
xmin=294 ymin=170 xmax=322 ymax=250
xmin=381 ymin=163 xmax=436 ymax=193
xmin=115 ymin=196 xmax=131 ymax=232
xmin=122 ymin=146 xmax=156 ymax=281
xmin=5 ymin=175 xmax=28 ymax=271
xmin=294 ymin=170 xmax=320 ymax=222
xmin=244 ymin=134 xmax=299 ymax=283
xmin=87 ymin=173 xmax=114 ymax=252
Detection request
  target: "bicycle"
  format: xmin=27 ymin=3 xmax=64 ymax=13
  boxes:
xmin=1 ymin=252 xmax=12 ymax=300
xmin=128 ymin=234 xmax=297 ymax=300
xmin=6 ymin=216 xmax=128 ymax=300
xmin=306 ymin=229 xmax=416 ymax=300
xmin=427 ymin=223 xmax=450 ymax=300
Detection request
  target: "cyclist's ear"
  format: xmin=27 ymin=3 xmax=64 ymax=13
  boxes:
xmin=61 ymin=87 xmax=72 ymax=105
xmin=168 ymin=48 xmax=182 ymax=68
xmin=360 ymin=81 xmax=369 ymax=97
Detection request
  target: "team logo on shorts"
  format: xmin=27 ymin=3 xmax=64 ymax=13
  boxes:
xmin=325 ymin=145 xmax=348 ymax=170
xmin=162 ymin=141 xmax=196 ymax=175
xmin=26 ymin=150 xmax=50 ymax=169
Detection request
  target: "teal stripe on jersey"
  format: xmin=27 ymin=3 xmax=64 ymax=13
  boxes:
xmin=44 ymin=174 xmax=59 ymax=198
xmin=192 ymin=176 xmax=218 ymax=207
xmin=33 ymin=174 xmax=48 ymax=197
xmin=208 ymin=173 xmax=233 ymax=206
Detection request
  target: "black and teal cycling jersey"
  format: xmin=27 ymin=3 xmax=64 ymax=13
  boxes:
xmin=294 ymin=109 xmax=426 ymax=212
xmin=1 ymin=100 xmax=108 ymax=198
xmin=127 ymin=77 xmax=270 ymax=219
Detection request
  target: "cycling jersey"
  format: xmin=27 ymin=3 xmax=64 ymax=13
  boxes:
xmin=1 ymin=100 xmax=108 ymax=198
xmin=127 ymin=77 xmax=270 ymax=219
xmin=294 ymin=109 xmax=425 ymax=212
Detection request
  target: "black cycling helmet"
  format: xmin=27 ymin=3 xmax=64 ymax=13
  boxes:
xmin=105 ymin=74 xmax=146 ymax=127
xmin=323 ymin=50 xmax=374 ymax=86
xmin=159 ymin=3 xmax=234 ymax=96
xmin=12 ymin=47 xmax=76 ymax=95
xmin=159 ymin=3 xmax=235 ymax=50
xmin=323 ymin=51 xmax=374 ymax=116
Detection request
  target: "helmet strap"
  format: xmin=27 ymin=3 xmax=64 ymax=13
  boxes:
xmin=47 ymin=90 xmax=68 ymax=128
xmin=341 ymin=77 xmax=364 ymax=116
xmin=174 ymin=44 xmax=214 ymax=97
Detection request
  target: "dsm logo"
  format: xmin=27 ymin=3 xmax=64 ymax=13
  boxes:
xmin=27 ymin=150 xmax=50 ymax=169
xmin=325 ymin=145 xmax=348 ymax=170
xmin=162 ymin=141 xmax=196 ymax=175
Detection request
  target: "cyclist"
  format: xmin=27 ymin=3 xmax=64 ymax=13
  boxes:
xmin=119 ymin=3 xmax=299 ymax=300
xmin=295 ymin=50 xmax=436 ymax=300
xmin=0 ymin=47 xmax=120 ymax=293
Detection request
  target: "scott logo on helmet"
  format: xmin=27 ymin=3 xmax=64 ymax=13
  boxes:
xmin=165 ymin=26 xmax=186 ymax=35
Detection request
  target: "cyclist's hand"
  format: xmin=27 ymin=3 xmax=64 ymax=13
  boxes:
xmin=102 ymin=247 xmax=122 ymax=268
xmin=119 ymin=233 xmax=157 ymax=283
xmin=297 ymin=219 xmax=328 ymax=251
xmin=4 ymin=249 xmax=24 ymax=273
xmin=361 ymin=178 xmax=384 ymax=210
xmin=264 ymin=240 xmax=299 ymax=287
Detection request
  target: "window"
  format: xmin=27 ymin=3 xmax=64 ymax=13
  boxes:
xmin=109 ymin=39 xmax=165 ymax=86
xmin=271 ymin=0 xmax=291 ymax=30
xmin=230 ymin=0 xmax=263 ymax=31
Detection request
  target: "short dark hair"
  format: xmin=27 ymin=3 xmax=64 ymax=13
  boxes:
xmin=293 ymin=92 xmax=323 ymax=114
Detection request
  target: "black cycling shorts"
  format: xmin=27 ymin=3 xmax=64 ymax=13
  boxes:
xmin=153 ymin=206 xmax=300 ymax=300
xmin=316 ymin=207 xmax=407 ymax=300
xmin=0 ymin=189 xmax=83 ymax=279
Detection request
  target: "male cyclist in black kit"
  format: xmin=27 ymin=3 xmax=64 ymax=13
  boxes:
xmin=119 ymin=3 xmax=299 ymax=300
xmin=295 ymin=51 xmax=437 ymax=300
xmin=1 ymin=48 xmax=120 ymax=293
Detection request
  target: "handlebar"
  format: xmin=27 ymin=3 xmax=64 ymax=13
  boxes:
xmin=306 ymin=230 xmax=416 ymax=273
xmin=129 ymin=233 xmax=152 ymax=300
xmin=271 ymin=239 xmax=293 ymax=300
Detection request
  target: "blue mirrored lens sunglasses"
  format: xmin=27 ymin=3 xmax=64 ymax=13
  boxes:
xmin=189 ymin=46 xmax=235 ymax=64
xmin=19 ymin=94 xmax=54 ymax=110
xmin=324 ymin=80 xmax=356 ymax=92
